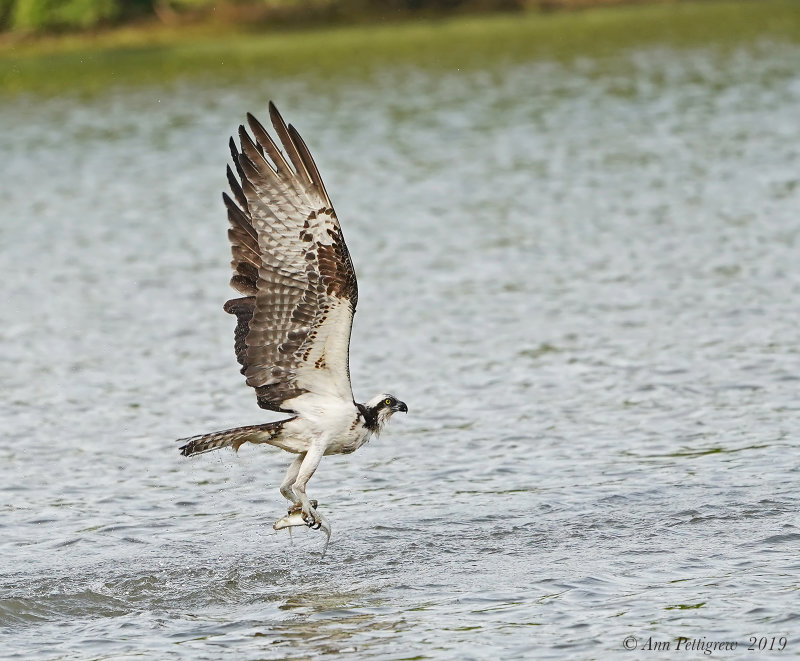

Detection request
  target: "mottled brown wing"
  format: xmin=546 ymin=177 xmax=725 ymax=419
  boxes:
xmin=223 ymin=102 xmax=359 ymax=413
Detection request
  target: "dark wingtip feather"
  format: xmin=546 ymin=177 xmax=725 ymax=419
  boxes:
xmin=230 ymin=273 xmax=258 ymax=296
xmin=246 ymin=111 xmax=260 ymax=128
xmin=268 ymin=102 xmax=289 ymax=137
xmin=267 ymin=102 xmax=306 ymax=182
xmin=232 ymin=132 xmax=254 ymax=172
xmin=236 ymin=125 xmax=251 ymax=160
xmin=238 ymin=125 xmax=265 ymax=173
xmin=223 ymin=192 xmax=258 ymax=244
xmin=287 ymin=123 xmax=330 ymax=204
xmin=229 ymin=136 xmax=247 ymax=183
xmin=245 ymin=112 xmax=267 ymax=158
xmin=222 ymin=191 xmax=240 ymax=216
xmin=222 ymin=191 xmax=240 ymax=220
xmin=226 ymin=165 xmax=248 ymax=210
xmin=245 ymin=110 xmax=294 ymax=179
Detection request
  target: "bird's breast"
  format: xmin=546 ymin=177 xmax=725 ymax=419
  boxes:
xmin=324 ymin=415 xmax=372 ymax=455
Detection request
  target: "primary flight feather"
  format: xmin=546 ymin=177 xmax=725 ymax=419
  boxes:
xmin=177 ymin=102 xmax=407 ymax=543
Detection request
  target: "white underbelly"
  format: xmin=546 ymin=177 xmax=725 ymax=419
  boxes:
xmin=324 ymin=426 xmax=371 ymax=455
xmin=266 ymin=410 xmax=370 ymax=456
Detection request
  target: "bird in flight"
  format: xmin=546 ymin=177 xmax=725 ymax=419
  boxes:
xmin=177 ymin=102 xmax=407 ymax=547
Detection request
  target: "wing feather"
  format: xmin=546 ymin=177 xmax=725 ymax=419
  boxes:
xmin=287 ymin=123 xmax=331 ymax=205
xmin=224 ymin=103 xmax=359 ymax=414
xmin=246 ymin=111 xmax=296 ymax=181
xmin=267 ymin=101 xmax=315 ymax=190
xmin=226 ymin=166 xmax=249 ymax=212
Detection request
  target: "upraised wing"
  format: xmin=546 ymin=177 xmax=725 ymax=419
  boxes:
xmin=223 ymin=102 xmax=358 ymax=414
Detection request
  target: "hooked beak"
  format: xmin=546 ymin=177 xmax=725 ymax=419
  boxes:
xmin=393 ymin=400 xmax=408 ymax=413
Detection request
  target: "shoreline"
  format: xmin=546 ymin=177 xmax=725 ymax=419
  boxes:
xmin=0 ymin=0 xmax=782 ymax=58
xmin=1 ymin=0 xmax=798 ymax=96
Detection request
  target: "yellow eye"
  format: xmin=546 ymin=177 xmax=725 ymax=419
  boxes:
xmin=384 ymin=398 xmax=392 ymax=407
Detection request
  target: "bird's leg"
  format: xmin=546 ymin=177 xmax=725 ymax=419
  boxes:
xmin=280 ymin=454 xmax=304 ymax=508
xmin=279 ymin=455 xmax=304 ymax=544
xmin=292 ymin=443 xmax=326 ymax=528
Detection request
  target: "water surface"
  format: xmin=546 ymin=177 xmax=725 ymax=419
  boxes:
xmin=1 ymin=17 xmax=799 ymax=660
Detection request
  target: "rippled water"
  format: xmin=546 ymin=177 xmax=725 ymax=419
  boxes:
xmin=2 ymin=33 xmax=800 ymax=660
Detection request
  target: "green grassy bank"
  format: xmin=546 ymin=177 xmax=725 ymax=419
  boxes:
xmin=1 ymin=0 xmax=798 ymax=96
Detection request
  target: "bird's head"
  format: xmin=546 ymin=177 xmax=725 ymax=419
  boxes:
xmin=364 ymin=393 xmax=408 ymax=433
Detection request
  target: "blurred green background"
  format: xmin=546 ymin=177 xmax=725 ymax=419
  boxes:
xmin=1 ymin=0 xmax=547 ymax=34
xmin=4 ymin=0 xmax=769 ymax=35
xmin=1 ymin=0 xmax=798 ymax=96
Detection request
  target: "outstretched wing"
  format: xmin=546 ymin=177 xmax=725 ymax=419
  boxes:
xmin=223 ymin=102 xmax=358 ymax=414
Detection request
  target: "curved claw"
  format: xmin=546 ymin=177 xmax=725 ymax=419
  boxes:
xmin=301 ymin=505 xmax=321 ymax=529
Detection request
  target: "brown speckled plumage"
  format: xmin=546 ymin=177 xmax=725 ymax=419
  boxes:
xmin=178 ymin=419 xmax=292 ymax=456
xmin=224 ymin=102 xmax=359 ymax=414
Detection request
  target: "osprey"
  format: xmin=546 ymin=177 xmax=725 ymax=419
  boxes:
xmin=177 ymin=102 xmax=407 ymax=544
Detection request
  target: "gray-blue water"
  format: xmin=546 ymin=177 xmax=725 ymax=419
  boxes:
xmin=1 ymin=30 xmax=799 ymax=661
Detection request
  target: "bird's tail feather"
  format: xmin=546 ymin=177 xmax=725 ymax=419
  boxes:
xmin=177 ymin=419 xmax=290 ymax=457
